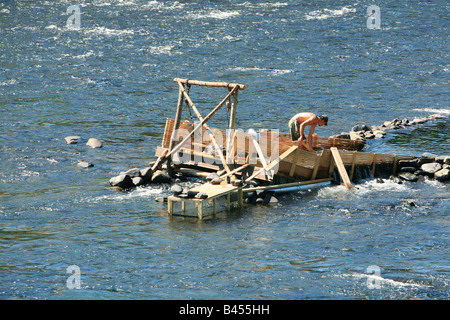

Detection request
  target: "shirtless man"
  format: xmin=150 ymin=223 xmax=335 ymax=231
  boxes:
xmin=289 ymin=112 xmax=328 ymax=150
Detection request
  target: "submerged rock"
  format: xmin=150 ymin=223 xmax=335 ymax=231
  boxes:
xmin=78 ymin=161 xmax=94 ymax=168
xmin=398 ymin=172 xmax=419 ymax=182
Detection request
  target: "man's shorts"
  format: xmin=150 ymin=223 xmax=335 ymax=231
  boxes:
xmin=288 ymin=117 xmax=300 ymax=141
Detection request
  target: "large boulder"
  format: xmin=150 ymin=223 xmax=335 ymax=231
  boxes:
xmin=434 ymin=168 xmax=450 ymax=181
xmin=421 ymin=162 xmax=442 ymax=175
xmin=109 ymin=174 xmax=134 ymax=189
xmin=151 ymin=170 xmax=172 ymax=183
xmin=86 ymin=138 xmax=103 ymax=148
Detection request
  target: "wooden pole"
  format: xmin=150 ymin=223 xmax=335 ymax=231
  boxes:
xmin=167 ymin=86 xmax=185 ymax=177
xmin=174 ymin=78 xmax=246 ymax=90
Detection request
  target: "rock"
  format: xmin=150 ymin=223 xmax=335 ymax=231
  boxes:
xmin=435 ymin=156 xmax=450 ymax=165
xmin=140 ymin=167 xmax=153 ymax=181
xmin=151 ymin=170 xmax=172 ymax=183
xmin=247 ymin=179 xmax=259 ymax=187
xmin=195 ymin=192 xmax=208 ymax=199
xmin=428 ymin=113 xmax=445 ymax=120
xmin=434 ymin=168 xmax=450 ymax=181
xmin=78 ymin=161 xmax=94 ymax=168
xmin=404 ymin=200 xmax=416 ymax=207
xmin=65 ymin=136 xmax=81 ymax=144
xmin=349 ymin=131 xmax=365 ymax=142
xmin=170 ymin=184 xmax=183 ymax=195
xmin=231 ymin=179 xmax=243 ymax=186
xmin=331 ymin=133 xmax=351 ymax=140
xmin=155 ymin=196 xmax=167 ymax=203
xmin=268 ymin=196 xmax=279 ymax=203
xmin=121 ymin=168 xmax=141 ymax=178
xmin=206 ymin=172 xmax=219 ymax=182
xmin=375 ymin=178 xmax=384 ymax=183
xmin=132 ymin=176 xmax=144 ymax=186
xmin=351 ymin=123 xmax=371 ymax=132
xmin=421 ymin=162 xmax=442 ymax=175
xmin=398 ymin=172 xmax=419 ymax=182
xmin=398 ymin=159 xmax=419 ymax=169
xmin=86 ymin=138 xmax=103 ymax=148
xmin=210 ymin=177 xmax=222 ymax=185
xmin=186 ymin=190 xmax=199 ymax=198
xmin=109 ymin=174 xmax=134 ymax=189
xmin=410 ymin=118 xmax=427 ymax=125
xmin=418 ymin=157 xmax=435 ymax=166
xmin=400 ymin=167 xmax=417 ymax=173
xmin=422 ymin=152 xmax=438 ymax=160
xmin=390 ymin=175 xmax=403 ymax=184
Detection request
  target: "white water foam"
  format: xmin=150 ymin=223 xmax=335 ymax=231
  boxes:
xmin=412 ymin=108 xmax=450 ymax=115
xmin=187 ymin=9 xmax=240 ymax=20
xmin=348 ymin=272 xmax=432 ymax=289
xmin=229 ymin=66 xmax=293 ymax=76
xmin=305 ymin=6 xmax=357 ymax=21
xmin=89 ymin=186 xmax=163 ymax=203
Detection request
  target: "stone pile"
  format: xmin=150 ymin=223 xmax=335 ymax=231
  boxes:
xmin=331 ymin=113 xmax=446 ymax=143
xmin=395 ymin=152 xmax=450 ymax=183
xmin=109 ymin=167 xmax=172 ymax=189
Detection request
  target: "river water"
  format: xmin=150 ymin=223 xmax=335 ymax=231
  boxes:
xmin=0 ymin=0 xmax=448 ymax=300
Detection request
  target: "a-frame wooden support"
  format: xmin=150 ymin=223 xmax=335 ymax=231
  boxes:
xmin=151 ymin=78 xmax=245 ymax=174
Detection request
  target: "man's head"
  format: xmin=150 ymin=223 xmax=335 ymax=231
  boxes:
xmin=318 ymin=114 xmax=328 ymax=126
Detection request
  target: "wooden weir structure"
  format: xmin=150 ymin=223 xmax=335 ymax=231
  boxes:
xmin=152 ymin=78 xmax=415 ymax=219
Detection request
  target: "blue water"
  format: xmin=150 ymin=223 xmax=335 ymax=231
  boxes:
xmin=0 ymin=0 xmax=449 ymax=300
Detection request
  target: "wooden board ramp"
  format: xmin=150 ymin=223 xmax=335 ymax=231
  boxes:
xmin=168 ymin=183 xmax=243 ymax=219
xmin=331 ymin=147 xmax=355 ymax=189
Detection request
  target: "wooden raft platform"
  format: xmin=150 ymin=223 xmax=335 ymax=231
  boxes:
xmin=168 ymin=183 xmax=243 ymax=219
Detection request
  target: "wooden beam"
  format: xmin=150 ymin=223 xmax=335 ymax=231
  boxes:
xmin=350 ymin=151 xmax=357 ymax=180
xmin=174 ymin=78 xmax=246 ymax=90
xmin=289 ymin=149 xmax=301 ymax=177
xmin=331 ymin=147 xmax=354 ymax=189
xmin=219 ymin=163 xmax=250 ymax=179
xmin=245 ymin=146 xmax=297 ymax=182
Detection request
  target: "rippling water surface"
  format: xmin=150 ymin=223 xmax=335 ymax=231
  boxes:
xmin=0 ymin=0 xmax=449 ymax=299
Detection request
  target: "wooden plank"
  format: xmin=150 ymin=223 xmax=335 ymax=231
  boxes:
xmin=311 ymin=153 xmax=322 ymax=180
xmin=331 ymin=147 xmax=354 ymax=189
xmin=350 ymin=152 xmax=357 ymax=180
xmin=174 ymin=78 xmax=246 ymax=90
xmin=219 ymin=163 xmax=250 ymax=179
xmin=289 ymin=149 xmax=301 ymax=177
xmin=245 ymin=146 xmax=298 ymax=182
